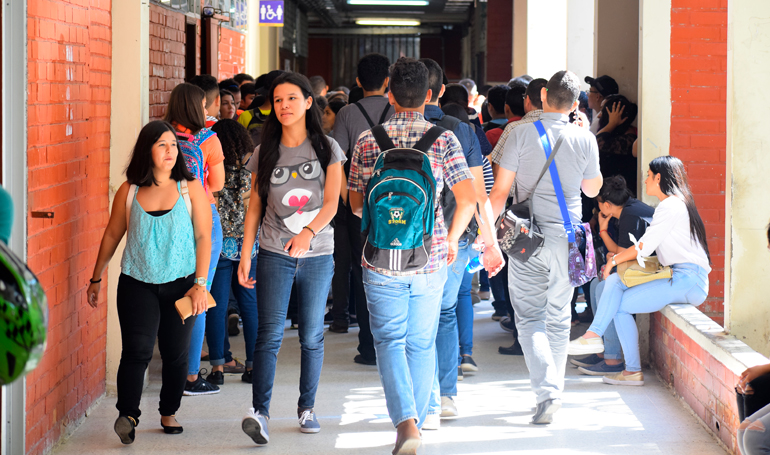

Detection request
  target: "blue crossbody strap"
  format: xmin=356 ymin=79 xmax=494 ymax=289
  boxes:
xmin=533 ymin=120 xmax=576 ymax=243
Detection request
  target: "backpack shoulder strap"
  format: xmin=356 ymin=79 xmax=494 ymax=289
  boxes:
xmin=378 ymin=103 xmax=391 ymax=124
xmin=355 ymin=102 xmax=376 ymax=128
xmin=125 ymin=184 xmax=137 ymax=229
xmin=371 ymin=124 xmax=396 ymax=152
xmin=413 ymin=126 xmax=446 ymax=153
xmin=180 ymin=180 xmax=193 ymax=218
xmin=193 ymin=128 xmax=215 ymax=146
xmin=436 ymin=115 xmax=461 ymax=132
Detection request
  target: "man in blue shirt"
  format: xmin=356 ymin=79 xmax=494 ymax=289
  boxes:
xmin=419 ymin=58 xmax=504 ymax=426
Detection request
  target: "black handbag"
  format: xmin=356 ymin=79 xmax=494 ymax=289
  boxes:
xmin=496 ymin=135 xmax=566 ymax=263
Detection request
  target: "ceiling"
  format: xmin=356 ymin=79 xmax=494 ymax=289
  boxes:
xmin=300 ymin=0 xmax=476 ymax=28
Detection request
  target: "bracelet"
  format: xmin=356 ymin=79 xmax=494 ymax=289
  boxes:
xmin=90 ymin=278 xmax=102 ymax=284
xmin=600 ymin=229 xmax=608 ymax=235
xmin=303 ymin=226 xmax=317 ymax=238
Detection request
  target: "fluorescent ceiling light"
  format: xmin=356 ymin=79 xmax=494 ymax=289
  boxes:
xmin=356 ymin=18 xmax=421 ymax=26
xmin=349 ymin=1 xmax=429 ymax=5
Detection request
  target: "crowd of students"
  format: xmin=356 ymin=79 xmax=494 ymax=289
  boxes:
xmin=85 ymin=54 xmax=718 ymax=454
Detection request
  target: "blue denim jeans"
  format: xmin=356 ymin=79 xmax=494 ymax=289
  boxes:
xmin=589 ymin=279 xmax=622 ymax=360
xmin=588 ymin=263 xmax=709 ymax=372
xmin=207 ymin=255 xmax=258 ymax=368
xmin=364 ymin=264 xmax=447 ymax=428
xmin=188 ymin=204 xmax=222 ymax=375
xmin=252 ymin=249 xmax=333 ymax=417
xmin=457 ymin=248 xmax=476 ymax=357
xmin=428 ymin=242 xmax=470 ymax=415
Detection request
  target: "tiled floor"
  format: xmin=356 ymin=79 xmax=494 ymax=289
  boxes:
xmin=54 ymin=300 xmax=728 ymax=455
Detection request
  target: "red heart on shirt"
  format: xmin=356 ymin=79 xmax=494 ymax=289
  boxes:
xmin=288 ymin=195 xmax=310 ymax=214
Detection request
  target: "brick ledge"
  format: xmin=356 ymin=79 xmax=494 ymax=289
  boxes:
xmin=660 ymin=304 xmax=768 ymax=376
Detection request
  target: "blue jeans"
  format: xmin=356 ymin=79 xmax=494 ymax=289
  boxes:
xmin=252 ymin=249 xmax=333 ymax=417
xmin=207 ymin=256 xmax=258 ymax=368
xmin=457 ymin=249 xmax=475 ymax=357
xmin=429 ymin=242 xmax=470 ymax=415
xmin=188 ymin=204 xmax=222 ymax=375
xmin=364 ymin=265 xmax=447 ymax=428
xmin=588 ymin=263 xmax=709 ymax=372
xmin=589 ymin=279 xmax=622 ymax=360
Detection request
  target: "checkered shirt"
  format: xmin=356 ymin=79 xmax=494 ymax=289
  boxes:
xmin=488 ymin=109 xmax=543 ymax=197
xmin=348 ymin=111 xmax=473 ymax=276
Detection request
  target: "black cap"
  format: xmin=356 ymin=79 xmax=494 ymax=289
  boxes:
xmin=585 ymin=75 xmax=619 ymax=97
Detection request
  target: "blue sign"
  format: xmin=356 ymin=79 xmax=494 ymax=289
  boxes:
xmin=259 ymin=1 xmax=284 ymax=27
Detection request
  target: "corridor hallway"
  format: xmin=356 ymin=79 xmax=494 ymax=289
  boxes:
xmin=53 ymin=300 xmax=728 ymax=455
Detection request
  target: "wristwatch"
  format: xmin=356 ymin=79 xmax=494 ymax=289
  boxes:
xmin=611 ymin=256 xmax=617 ymax=267
xmin=194 ymin=277 xmax=207 ymax=287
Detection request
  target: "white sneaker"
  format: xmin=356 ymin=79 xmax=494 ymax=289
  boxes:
xmin=567 ymin=336 xmax=604 ymax=356
xmin=242 ymin=408 xmax=269 ymax=445
xmin=440 ymin=396 xmax=458 ymax=418
xmin=422 ymin=413 xmax=440 ymax=430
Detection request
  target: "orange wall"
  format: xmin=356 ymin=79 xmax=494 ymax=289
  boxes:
xmin=25 ymin=0 xmax=111 ymax=453
xmin=218 ymin=27 xmax=246 ymax=81
xmin=669 ymin=0 xmax=727 ymax=324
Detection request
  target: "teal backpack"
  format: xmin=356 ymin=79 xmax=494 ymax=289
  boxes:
xmin=362 ymin=125 xmax=445 ymax=272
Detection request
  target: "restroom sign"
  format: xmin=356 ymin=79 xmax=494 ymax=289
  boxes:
xmin=259 ymin=1 xmax=284 ymax=27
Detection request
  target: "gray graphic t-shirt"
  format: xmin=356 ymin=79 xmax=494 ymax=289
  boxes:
xmin=246 ymin=137 xmax=346 ymax=257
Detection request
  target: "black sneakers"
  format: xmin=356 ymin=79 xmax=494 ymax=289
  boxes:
xmin=206 ymin=370 xmax=224 ymax=385
xmin=184 ymin=370 xmax=221 ymax=396
xmin=242 ymin=369 xmax=253 ymax=384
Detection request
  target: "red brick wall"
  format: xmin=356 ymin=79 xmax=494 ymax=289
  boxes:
xmin=218 ymin=27 xmax=246 ymax=81
xmin=651 ymin=312 xmax=740 ymax=453
xmin=149 ymin=4 xmax=188 ymax=120
xmin=25 ymin=0 xmax=112 ymax=453
xmin=670 ymin=0 xmax=727 ymax=324
xmin=486 ymin=0 xmax=513 ymax=83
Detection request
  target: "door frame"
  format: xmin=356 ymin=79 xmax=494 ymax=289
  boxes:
xmin=1 ymin=0 xmax=28 ymax=453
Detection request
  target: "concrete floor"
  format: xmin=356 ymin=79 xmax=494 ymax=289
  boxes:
xmin=54 ymin=300 xmax=728 ymax=455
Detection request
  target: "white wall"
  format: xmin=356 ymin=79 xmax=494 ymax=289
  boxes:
xmin=595 ymin=0 xmax=639 ymax=103
xmin=567 ymin=0 xmax=596 ymax=90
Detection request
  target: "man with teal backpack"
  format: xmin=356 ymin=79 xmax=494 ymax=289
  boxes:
xmin=348 ymin=57 xmax=476 ymax=455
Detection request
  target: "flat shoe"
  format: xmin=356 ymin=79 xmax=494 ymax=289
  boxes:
xmin=114 ymin=416 xmax=137 ymax=444
xmin=161 ymin=417 xmax=183 ymax=434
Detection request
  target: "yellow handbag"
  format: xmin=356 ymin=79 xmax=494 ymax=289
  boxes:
xmin=616 ymin=256 xmax=672 ymax=287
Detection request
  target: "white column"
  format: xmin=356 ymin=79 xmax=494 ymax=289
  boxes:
xmin=513 ymin=0 xmax=568 ymax=79
xmin=724 ymin=0 xmax=770 ymax=356
xmin=246 ymin=0 xmax=260 ymax=77
xmin=595 ymin=0 xmax=639 ymax=102
xmin=107 ymin=0 xmax=150 ymax=394
xmin=567 ymin=0 xmax=595 ymax=90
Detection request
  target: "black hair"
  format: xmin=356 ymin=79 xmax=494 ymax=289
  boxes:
xmin=458 ymin=78 xmax=476 ymax=94
xmin=478 ymin=84 xmax=492 ymax=98
xmin=125 ymin=120 xmax=194 ymax=186
xmin=315 ymin=95 xmax=329 ymax=112
xmin=597 ymin=175 xmax=633 ymax=206
xmin=506 ymin=85 xmax=527 ymax=117
xmin=257 ymin=73 xmax=332 ymax=211
xmin=219 ymin=78 xmax=240 ymax=94
xmin=348 ymin=86 xmax=364 ymax=104
xmin=220 ymin=90 xmax=234 ymax=101
xmin=309 ymin=75 xmax=327 ymax=95
xmin=358 ymin=53 xmax=391 ymax=92
xmin=419 ymin=58 xmax=444 ymax=103
xmin=440 ymin=83 xmax=469 ymax=108
xmin=240 ymin=82 xmax=257 ymax=98
xmin=334 ymin=86 xmax=351 ymax=95
xmin=441 ymin=103 xmax=470 ymax=124
xmin=545 ymin=71 xmax=581 ymax=111
xmin=189 ymin=74 xmax=219 ymax=109
xmin=388 ymin=57 xmax=429 ymax=109
xmin=480 ymin=99 xmax=490 ymax=123
xmin=163 ymin=83 xmax=206 ymax=134
xmin=234 ymin=73 xmax=255 ymax=85
xmin=326 ymin=91 xmax=349 ymax=104
xmin=210 ymin=119 xmax=254 ymax=166
xmin=328 ymin=99 xmax=347 ymax=115
xmin=526 ymin=78 xmax=548 ymax=110
xmin=648 ymin=156 xmax=711 ymax=263
xmin=599 ymin=94 xmax=639 ymax=136
xmin=508 ymin=76 xmax=531 ymax=90
xmin=487 ymin=85 xmax=510 ymax=115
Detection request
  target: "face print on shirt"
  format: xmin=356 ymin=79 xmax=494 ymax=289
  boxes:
xmin=270 ymin=159 xmax=324 ymax=234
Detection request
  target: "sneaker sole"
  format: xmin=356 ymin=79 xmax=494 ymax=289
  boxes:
xmin=114 ymin=417 xmax=134 ymax=445
xmin=603 ymin=376 xmax=644 ymax=386
xmin=499 ymin=322 xmax=516 ymax=333
xmin=300 ymin=426 xmax=321 ymax=434
xmin=578 ymin=366 xmax=624 ymax=376
xmin=440 ymin=409 xmax=459 ymax=418
xmin=461 ymin=364 xmax=479 ymax=373
xmin=242 ymin=418 xmax=269 ymax=445
xmin=567 ymin=344 xmax=604 ymax=356
xmin=183 ymin=389 xmax=221 ymax=396
xmin=531 ymin=400 xmax=562 ymax=425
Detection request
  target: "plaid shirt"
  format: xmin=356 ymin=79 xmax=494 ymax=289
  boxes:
xmin=488 ymin=109 xmax=543 ymax=197
xmin=348 ymin=111 xmax=473 ymax=276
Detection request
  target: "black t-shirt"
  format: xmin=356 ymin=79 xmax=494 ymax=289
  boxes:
xmin=616 ymin=198 xmax=655 ymax=249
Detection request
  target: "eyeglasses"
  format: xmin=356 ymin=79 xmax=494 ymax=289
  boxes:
xmin=588 ymin=89 xmax=600 ymax=95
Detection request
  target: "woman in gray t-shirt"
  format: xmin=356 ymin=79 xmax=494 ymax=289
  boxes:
xmin=238 ymin=73 xmax=345 ymax=443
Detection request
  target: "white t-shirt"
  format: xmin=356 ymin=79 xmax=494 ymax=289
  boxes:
xmin=638 ymin=196 xmax=711 ymax=273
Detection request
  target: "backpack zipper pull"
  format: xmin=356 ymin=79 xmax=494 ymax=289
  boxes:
xmin=388 ymin=192 xmax=393 ymax=200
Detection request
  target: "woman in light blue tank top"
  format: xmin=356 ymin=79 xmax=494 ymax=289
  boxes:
xmin=85 ymin=121 xmax=213 ymax=445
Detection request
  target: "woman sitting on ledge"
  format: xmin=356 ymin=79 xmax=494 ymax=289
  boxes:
xmin=568 ymin=156 xmax=711 ymax=386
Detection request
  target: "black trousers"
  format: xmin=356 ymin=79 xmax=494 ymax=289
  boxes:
xmin=331 ymin=198 xmax=354 ymax=326
xmin=738 ymin=373 xmax=770 ymax=421
xmin=115 ymin=273 xmax=195 ymax=420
